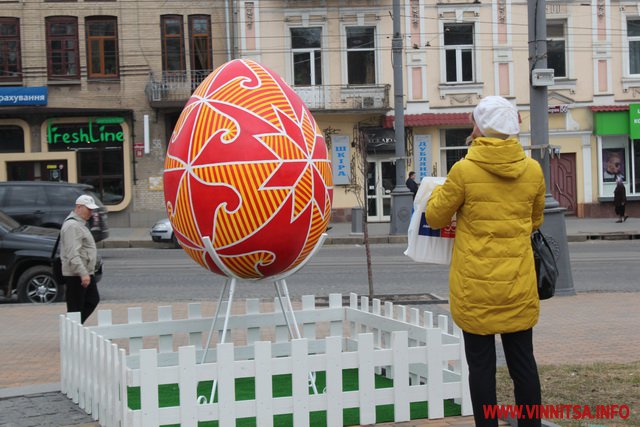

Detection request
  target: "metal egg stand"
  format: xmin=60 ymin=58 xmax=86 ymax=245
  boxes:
xmin=197 ymin=233 xmax=328 ymax=404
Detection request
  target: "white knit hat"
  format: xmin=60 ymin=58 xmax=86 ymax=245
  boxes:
xmin=472 ymin=96 xmax=519 ymax=138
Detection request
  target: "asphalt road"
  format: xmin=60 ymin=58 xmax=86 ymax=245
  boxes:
xmin=96 ymin=240 xmax=640 ymax=304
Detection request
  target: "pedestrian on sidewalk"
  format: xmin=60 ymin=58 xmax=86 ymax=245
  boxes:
xmin=614 ymin=178 xmax=628 ymax=223
xmin=60 ymin=195 xmax=100 ymax=324
xmin=406 ymin=171 xmax=419 ymax=199
xmin=426 ymin=96 xmax=545 ymax=427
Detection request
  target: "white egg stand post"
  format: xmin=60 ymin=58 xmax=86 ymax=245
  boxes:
xmin=198 ymin=233 xmax=328 ymax=404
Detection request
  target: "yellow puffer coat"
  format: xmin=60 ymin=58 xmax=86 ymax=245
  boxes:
xmin=425 ymin=137 xmax=546 ymax=335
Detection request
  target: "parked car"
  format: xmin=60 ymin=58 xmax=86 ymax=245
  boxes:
xmin=0 ymin=210 xmax=103 ymax=303
xmin=0 ymin=181 xmax=109 ymax=242
xmin=150 ymin=218 xmax=180 ymax=248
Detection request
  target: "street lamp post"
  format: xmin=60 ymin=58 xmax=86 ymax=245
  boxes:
xmin=389 ymin=0 xmax=413 ymax=235
xmin=528 ymin=0 xmax=575 ymax=295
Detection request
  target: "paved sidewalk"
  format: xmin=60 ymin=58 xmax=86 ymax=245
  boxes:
xmin=1 ymin=292 xmax=639 ymax=426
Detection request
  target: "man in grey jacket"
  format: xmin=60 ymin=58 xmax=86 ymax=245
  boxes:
xmin=61 ymin=195 xmax=99 ymax=323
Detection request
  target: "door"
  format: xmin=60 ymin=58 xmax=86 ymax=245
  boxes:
xmin=367 ymin=159 xmax=396 ymax=222
xmin=550 ymin=153 xmax=577 ymax=215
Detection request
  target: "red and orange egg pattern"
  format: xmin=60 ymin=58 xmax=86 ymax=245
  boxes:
xmin=163 ymin=59 xmax=333 ymax=280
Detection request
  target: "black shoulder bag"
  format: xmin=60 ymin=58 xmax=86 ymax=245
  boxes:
xmin=531 ymin=230 xmax=558 ymax=300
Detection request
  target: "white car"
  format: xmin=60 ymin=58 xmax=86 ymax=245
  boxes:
xmin=150 ymin=218 xmax=180 ymax=248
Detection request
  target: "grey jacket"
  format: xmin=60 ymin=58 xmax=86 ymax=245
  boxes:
xmin=60 ymin=212 xmax=97 ymax=277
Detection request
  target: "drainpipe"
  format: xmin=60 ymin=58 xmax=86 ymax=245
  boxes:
xmin=225 ymin=0 xmax=233 ymax=61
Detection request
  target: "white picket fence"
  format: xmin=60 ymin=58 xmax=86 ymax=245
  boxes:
xmin=60 ymin=293 xmax=472 ymax=427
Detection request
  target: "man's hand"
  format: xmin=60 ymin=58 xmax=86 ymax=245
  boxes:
xmin=81 ymin=275 xmax=91 ymax=288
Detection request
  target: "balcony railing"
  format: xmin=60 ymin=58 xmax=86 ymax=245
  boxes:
xmin=293 ymin=84 xmax=390 ymax=112
xmin=146 ymin=71 xmax=390 ymax=112
xmin=145 ymin=70 xmax=212 ymax=106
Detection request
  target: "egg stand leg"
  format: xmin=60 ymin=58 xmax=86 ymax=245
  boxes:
xmin=196 ymin=276 xmax=236 ymax=405
xmin=200 ymin=234 xmax=329 ymax=400
xmin=274 ymin=278 xmax=318 ymax=395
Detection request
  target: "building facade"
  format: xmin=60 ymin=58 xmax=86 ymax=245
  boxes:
xmin=2 ymin=0 xmax=640 ymax=226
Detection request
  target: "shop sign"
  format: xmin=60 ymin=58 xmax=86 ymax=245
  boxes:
xmin=548 ymin=104 xmax=568 ymax=114
xmin=364 ymin=128 xmax=396 ymax=153
xmin=331 ymin=135 xmax=350 ymax=185
xmin=47 ymin=117 xmax=125 ymax=145
xmin=629 ymin=103 xmax=640 ymax=140
xmin=413 ymin=134 xmax=432 ymax=181
xmin=134 ymin=142 xmax=144 ymax=158
xmin=0 ymin=86 xmax=48 ymax=106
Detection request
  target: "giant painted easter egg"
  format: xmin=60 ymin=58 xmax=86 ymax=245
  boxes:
xmin=163 ymin=59 xmax=333 ymax=280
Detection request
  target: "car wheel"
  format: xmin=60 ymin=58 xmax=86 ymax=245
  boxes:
xmin=17 ymin=265 xmax=64 ymax=304
xmin=171 ymin=233 xmax=181 ymax=249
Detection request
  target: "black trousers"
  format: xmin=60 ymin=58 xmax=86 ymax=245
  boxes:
xmin=463 ymin=328 xmax=541 ymax=427
xmin=64 ymin=275 xmax=100 ymax=324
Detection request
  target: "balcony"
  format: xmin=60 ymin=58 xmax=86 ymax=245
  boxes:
xmin=145 ymin=70 xmax=212 ymax=108
xmin=146 ymin=72 xmax=390 ymax=113
xmin=293 ymin=84 xmax=391 ymax=113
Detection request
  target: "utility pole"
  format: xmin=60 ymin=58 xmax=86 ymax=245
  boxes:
xmin=389 ymin=0 xmax=413 ymax=235
xmin=528 ymin=0 xmax=575 ymax=295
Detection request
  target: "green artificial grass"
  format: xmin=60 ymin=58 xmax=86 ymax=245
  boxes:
xmin=128 ymin=368 xmax=461 ymax=426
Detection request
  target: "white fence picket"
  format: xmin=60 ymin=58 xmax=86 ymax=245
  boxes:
xmin=128 ymin=307 xmax=143 ymax=355
xmin=178 ymin=346 xmax=197 ymax=427
xmin=291 ymin=339 xmax=310 ymax=427
xmin=139 ymin=349 xmax=159 ymax=427
xmin=302 ymin=295 xmax=316 ymax=339
xmin=426 ymin=327 xmax=445 ymax=419
xmin=391 ymin=331 xmax=410 ymax=422
xmin=245 ymin=299 xmax=260 ymax=345
xmin=357 ymin=333 xmax=376 ymax=425
xmin=217 ymin=343 xmax=236 ymax=426
xmin=254 ymin=341 xmax=274 ymax=426
xmin=187 ymin=303 xmax=202 ymax=349
xmin=158 ymin=306 xmax=173 ymax=353
xmin=325 ymin=335 xmax=342 ymax=425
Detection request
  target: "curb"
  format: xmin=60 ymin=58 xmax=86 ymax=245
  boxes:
xmin=98 ymin=233 xmax=640 ymax=248
xmin=0 ymin=382 xmax=60 ymax=399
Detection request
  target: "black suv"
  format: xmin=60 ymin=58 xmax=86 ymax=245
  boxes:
xmin=0 ymin=181 xmax=109 ymax=242
xmin=0 ymin=210 xmax=103 ymax=303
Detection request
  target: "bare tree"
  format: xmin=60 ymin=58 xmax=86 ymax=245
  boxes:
xmin=343 ymin=124 xmax=375 ymax=298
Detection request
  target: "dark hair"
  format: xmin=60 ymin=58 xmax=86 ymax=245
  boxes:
xmin=409 ymin=171 xmax=415 ymax=176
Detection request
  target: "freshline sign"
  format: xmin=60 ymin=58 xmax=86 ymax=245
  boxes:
xmin=47 ymin=117 xmax=125 ymax=145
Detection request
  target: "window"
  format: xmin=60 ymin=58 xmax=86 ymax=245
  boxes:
xmin=444 ymin=23 xmax=474 ymax=83
xmin=440 ymin=128 xmax=471 ymax=173
xmin=46 ymin=16 xmax=79 ymax=80
xmin=189 ymin=15 xmax=212 ymax=89
xmin=547 ymin=20 xmax=567 ymax=79
xmin=161 ymin=15 xmax=185 ymax=75
xmin=291 ymin=27 xmax=322 ymax=86
xmin=0 ymin=17 xmax=21 ymax=82
xmin=627 ymin=19 xmax=640 ymax=75
xmin=346 ymin=26 xmax=375 ymax=85
xmin=86 ymin=16 xmax=118 ymax=79
xmin=0 ymin=125 xmax=24 ymax=152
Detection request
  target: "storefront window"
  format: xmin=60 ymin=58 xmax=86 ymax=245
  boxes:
xmin=46 ymin=118 xmax=125 ymax=205
xmin=0 ymin=125 xmax=24 ymax=152
xmin=600 ymin=135 xmax=636 ymax=197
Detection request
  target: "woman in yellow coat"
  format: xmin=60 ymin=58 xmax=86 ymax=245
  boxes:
xmin=426 ymin=96 xmax=546 ymax=427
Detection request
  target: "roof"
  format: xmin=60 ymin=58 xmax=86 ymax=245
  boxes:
xmin=384 ymin=112 xmax=470 ymax=128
